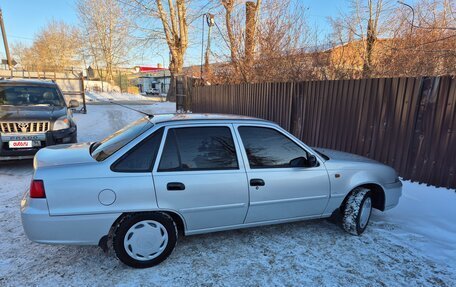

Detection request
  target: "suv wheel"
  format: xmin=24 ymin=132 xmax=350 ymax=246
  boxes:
xmin=113 ymin=212 xmax=178 ymax=268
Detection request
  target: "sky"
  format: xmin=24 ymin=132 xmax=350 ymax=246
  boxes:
xmin=0 ymin=0 xmax=347 ymax=67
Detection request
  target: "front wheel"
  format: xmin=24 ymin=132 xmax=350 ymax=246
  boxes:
xmin=342 ymin=187 xmax=372 ymax=235
xmin=113 ymin=212 xmax=178 ymax=268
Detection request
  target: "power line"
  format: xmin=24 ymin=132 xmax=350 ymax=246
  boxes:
xmin=398 ymin=1 xmax=456 ymax=31
xmin=8 ymin=35 xmax=34 ymax=41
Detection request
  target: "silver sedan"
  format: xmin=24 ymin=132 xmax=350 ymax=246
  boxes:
xmin=21 ymin=113 xmax=402 ymax=268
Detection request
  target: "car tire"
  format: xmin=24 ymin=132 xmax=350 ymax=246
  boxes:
xmin=112 ymin=212 xmax=178 ymax=268
xmin=342 ymin=187 xmax=372 ymax=236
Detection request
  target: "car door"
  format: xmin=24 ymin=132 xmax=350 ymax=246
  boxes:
xmin=234 ymin=124 xmax=330 ymax=223
xmin=152 ymin=124 xmax=249 ymax=232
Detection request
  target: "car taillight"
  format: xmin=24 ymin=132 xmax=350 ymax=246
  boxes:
xmin=30 ymin=180 xmax=46 ymax=198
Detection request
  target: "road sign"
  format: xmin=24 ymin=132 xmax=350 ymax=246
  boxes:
xmin=1 ymin=59 xmax=17 ymax=66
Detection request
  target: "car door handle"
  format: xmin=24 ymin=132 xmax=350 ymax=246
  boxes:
xmin=250 ymin=178 xmax=265 ymax=187
xmin=167 ymin=182 xmax=185 ymax=191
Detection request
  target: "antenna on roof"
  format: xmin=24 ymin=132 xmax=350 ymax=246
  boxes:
xmin=107 ymin=101 xmax=154 ymax=118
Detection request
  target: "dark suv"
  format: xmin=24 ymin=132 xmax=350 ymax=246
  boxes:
xmin=0 ymin=79 xmax=78 ymax=160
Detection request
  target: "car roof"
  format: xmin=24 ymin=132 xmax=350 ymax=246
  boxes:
xmin=149 ymin=113 xmax=272 ymax=125
xmin=0 ymin=78 xmax=57 ymax=87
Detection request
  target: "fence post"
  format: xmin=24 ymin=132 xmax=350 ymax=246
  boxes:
xmin=80 ymin=72 xmax=87 ymax=114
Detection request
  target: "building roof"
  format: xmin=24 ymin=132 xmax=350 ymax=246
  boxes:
xmin=149 ymin=113 xmax=269 ymax=124
xmin=144 ymin=70 xmax=172 ymax=77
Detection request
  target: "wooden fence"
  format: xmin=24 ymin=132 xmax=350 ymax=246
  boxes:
xmin=190 ymin=76 xmax=456 ymax=189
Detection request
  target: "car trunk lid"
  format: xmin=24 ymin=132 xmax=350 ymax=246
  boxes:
xmin=34 ymin=142 xmax=95 ymax=168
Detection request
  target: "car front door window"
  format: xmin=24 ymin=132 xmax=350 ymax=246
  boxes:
xmin=238 ymin=126 xmax=309 ymax=169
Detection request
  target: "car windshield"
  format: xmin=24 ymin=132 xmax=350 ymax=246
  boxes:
xmin=0 ymin=85 xmax=65 ymax=106
xmin=90 ymin=117 xmax=153 ymax=161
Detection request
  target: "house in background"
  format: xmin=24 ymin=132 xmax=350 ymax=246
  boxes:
xmin=133 ymin=65 xmax=171 ymax=95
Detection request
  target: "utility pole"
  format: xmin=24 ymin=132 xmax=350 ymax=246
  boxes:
xmin=204 ymin=13 xmax=215 ymax=78
xmin=0 ymin=9 xmax=13 ymax=70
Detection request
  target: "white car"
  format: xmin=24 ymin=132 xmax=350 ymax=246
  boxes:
xmin=21 ymin=113 xmax=402 ymax=268
xmin=145 ymin=88 xmax=160 ymax=95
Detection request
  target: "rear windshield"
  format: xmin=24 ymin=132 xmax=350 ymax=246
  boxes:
xmin=90 ymin=117 xmax=153 ymax=161
xmin=0 ymin=85 xmax=65 ymax=106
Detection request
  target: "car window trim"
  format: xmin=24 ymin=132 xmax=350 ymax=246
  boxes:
xmin=155 ymin=124 xmax=242 ymax=173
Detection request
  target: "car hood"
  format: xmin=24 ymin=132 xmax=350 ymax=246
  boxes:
xmin=315 ymin=148 xmax=379 ymax=164
xmin=0 ymin=105 xmax=66 ymax=122
xmin=34 ymin=142 xmax=96 ymax=168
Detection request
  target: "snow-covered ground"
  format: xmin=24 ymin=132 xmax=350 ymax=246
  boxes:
xmin=0 ymin=103 xmax=455 ymax=286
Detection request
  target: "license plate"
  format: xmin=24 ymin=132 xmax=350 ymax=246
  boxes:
xmin=9 ymin=141 xmax=33 ymax=148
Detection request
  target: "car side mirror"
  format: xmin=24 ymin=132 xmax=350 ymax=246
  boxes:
xmin=69 ymin=99 xmax=79 ymax=108
xmin=289 ymin=156 xmax=307 ymax=167
xmin=307 ymin=155 xmax=318 ymax=167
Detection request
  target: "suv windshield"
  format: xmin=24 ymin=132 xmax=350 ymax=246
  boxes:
xmin=0 ymin=85 xmax=65 ymax=106
xmin=91 ymin=117 xmax=153 ymax=161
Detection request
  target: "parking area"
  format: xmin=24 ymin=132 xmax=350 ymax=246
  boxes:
xmin=0 ymin=103 xmax=455 ymax=286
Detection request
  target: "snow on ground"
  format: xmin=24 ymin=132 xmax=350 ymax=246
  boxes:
xmin=0 ymin=102 xmax=455 ymax=286
xmin=85 ymin=91 xmax=162 ymax=103
xmin=376 ymin=182 xmax=456 ymax=267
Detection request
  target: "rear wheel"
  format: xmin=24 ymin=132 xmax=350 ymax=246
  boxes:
xmin=342 ymin=187 xmax=372 ymax=235
xmin=113 ymin=212 xmax=177 ymax=268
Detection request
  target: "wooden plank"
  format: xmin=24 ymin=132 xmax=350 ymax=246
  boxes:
xmin=428 ymin=77 xmax=451 ymax=187
xmin=334 ymin=80 xmax=347 ymax=151
xmin=363 ymin=78 xmax=377 ymax=157
xmin=396 ymin=77 xmax=412 ymax=172
xmin=358 ymin=78 xmax=371 ymax=156
xmin=397 ymin=78 xmax=419 ymax=176
xmin=369 ymin=78 xmax=387 ymax=161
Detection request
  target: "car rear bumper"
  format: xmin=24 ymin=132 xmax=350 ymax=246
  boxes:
xmin=383 ymin=180 xmax=402 ymax=210
xmin=0 ymin=127 xmax=77 ymax=160
xmin=20 ymin=192 xmax=119 ymax=245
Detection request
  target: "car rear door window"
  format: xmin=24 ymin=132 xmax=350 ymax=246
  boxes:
xmin=158 ymin=126 xmax=238 ymax=171
xmin=238 ymin=126 xmax=308 ymax=169
xmin=112 ymin=128 xmax=164 ymax=172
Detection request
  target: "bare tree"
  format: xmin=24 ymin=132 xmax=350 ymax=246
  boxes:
xmin=379 ymin=0 xmax=456 ymax=76
xmin=244 ymin=0 xmax=261 ymax=76
xmin=221 ymin=1 xmax=238 ymax=67
xmin=11 ymin=21 xmax=82 ymax=72
xmin=77 ymin=0 xmax=131 ymax=81
xmin=364 ymin=0 xmax=383 ymax=75
xmin=326 ymin=0 xmax=455 ymax=79
xmin=122 ymin=0 xmax=199 ymax=99
xmin=212 ymin=0 xmax=313 ymax=84
xmin=155 ymin=0 xmax=188 ymax=76
xmin=219 ymin=0 xmax=261 ymax=81
xmin=329 ymin=0 xmax=391 ymax=77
